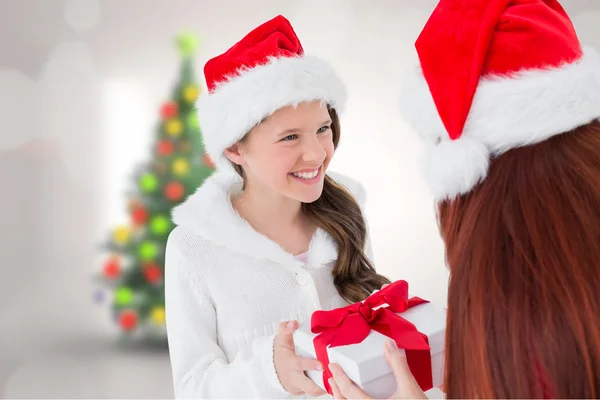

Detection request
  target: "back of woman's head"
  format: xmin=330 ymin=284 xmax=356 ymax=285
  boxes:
xmin=399 ymin=1 xmax=600 ymax=396
xmin=439 ymin=120 xmax=600 ymax=398
xmin=232 ymin=106 xmax=390 ymax=303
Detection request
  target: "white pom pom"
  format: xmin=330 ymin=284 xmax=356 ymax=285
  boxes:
xmin=421 ymin=137 xmax=490 ymax=201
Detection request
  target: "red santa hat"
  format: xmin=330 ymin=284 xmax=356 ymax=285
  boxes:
xmin=197 ymin=15 xmax=346 ymax=171
xmin=400 ymin=0 xmax=600 ymax=201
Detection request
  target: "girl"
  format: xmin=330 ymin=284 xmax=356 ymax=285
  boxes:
xmin=329 ymin=0 xmax=600 ymax=398
xmin=164 ymin=15 xmax=390 ymax=399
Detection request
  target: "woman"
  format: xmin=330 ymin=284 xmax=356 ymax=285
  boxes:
xmin=329 ymin=0 xmax=600 ymax=398
xmin=164 ymin=15 xmax=390 ymax=399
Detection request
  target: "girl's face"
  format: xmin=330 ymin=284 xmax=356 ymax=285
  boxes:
xmin=226 ymin=101 xmax=335 ymax=204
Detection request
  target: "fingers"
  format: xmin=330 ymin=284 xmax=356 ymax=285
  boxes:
xmin=329 ymin=363 xmax=371 ymax=399
xmin=384 ymin=339 xmax=413 ymax=383
xmin=277 ymin=320 xmax=298 ymax=350
xmin=329 ymin=377 xmax=345 ymax=399
xmin=384 ymin=340 xmax=428 ymax=399
xmin=278 ymin=320 xmax=298 ymax=335
xmin=293 ymin=355 xmax=323 ymax=372
xmin=295 ymin=375 xmax=327 ymax=397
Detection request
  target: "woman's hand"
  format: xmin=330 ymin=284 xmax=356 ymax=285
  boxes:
xmin=274 ymin=320 xmax=327 ymax=397
xmin=328 ymin=339 xmax=427 ymax=399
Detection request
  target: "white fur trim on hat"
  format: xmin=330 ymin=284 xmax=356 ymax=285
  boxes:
xmin=197 ymin=55 xmax=347 ymax=172
xmin=422 ymin=137 xmax=490 ymax=201
xmin=401 ymin=46 xmax=600 ymax=201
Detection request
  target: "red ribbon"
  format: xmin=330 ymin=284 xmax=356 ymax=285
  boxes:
xmin=311 ymin=280 xmax=434 ymax=394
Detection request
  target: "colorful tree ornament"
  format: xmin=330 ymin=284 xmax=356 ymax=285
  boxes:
xmin=150 ymin=215 xmax=171 ymax=236
xmin=131 ymin=205 xmax=148 ymax=226
xmin=183 ymin=85 xmax=200 ymax=103
xmin=119 ymin=309 xmax=138 ymax=331
xmin=187 ymin=112 xmax=199 ymax=131
xmin=103 ymin=257 xmax=120 ymax=279
xmin=139 ymin=172 xmax=159 ymax=193
xmin=160 ymin=101 xmax=178 ymax=119
xmin=150 ymin=306 xmax=166 ymax=325
xmin=176 ymin=33 xmax=200 ymax=58
xmin=203 ymin=153 xmax=215 ymax=168
xmin=112 ymin=225 xmax=131 ymax=245
xmin=172 ymin=157 xmax=190 ymax=177
xmin=165 ymin=181 xmax=185 ymax=202
xmin=143 ymin=263 xmax=162 ymax=284
xmin=138 ymin=241 xmax=159 ymax=261
xmin=165 ymin=119 xmax=183 ymax=137
xmin=156 ymin=140 xmax=175 ymax=157
xmin=114 ymin=286 xmax=133 ymax=306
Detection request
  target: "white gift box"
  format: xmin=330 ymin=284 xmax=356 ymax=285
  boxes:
xmin=293 ymin=300 xmax=446 ymax=399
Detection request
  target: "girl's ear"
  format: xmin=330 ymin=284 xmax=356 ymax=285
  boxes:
xmin=224 ymin=143 xmax=244 ymax=166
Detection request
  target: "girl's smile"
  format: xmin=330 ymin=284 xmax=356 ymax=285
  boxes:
xmin=289 ymin=166 xmax=322 ymax=185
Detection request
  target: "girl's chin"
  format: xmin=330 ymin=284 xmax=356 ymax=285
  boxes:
xmin=294 ymin=185 xmax=325 ymax=204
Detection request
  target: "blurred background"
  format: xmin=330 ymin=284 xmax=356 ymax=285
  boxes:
xmin=1 ymin=0 xmax=599 ymax=398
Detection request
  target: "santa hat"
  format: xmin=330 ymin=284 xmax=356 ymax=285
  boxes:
xmin=400 ymin=0 xmax=600 ymax=201
xmin=197 ymin=15 xmax=346 ymax=171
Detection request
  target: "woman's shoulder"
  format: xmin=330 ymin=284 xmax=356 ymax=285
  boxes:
xmin=165 ymin=226 xmax=223 ymax=272
xmin=327 ymin=171 xmax=367 ymax=205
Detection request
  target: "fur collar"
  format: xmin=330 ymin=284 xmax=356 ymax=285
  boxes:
xmin=171 ymin=169 xmax=366 ymax=266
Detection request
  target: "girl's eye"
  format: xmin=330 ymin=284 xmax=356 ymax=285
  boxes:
xmin=317 ymin=125 xmax=331 ymax=134
xmin=281 ymin=134 xmax=298 ymax=141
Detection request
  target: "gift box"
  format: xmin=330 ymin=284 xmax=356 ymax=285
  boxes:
xmin=293 ymin=280 xmax=446 ymax=399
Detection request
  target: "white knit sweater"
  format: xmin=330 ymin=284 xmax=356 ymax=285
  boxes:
xmin=165 ymin=170 xmax=373 ymax=399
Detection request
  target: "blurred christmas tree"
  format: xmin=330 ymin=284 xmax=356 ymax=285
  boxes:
xmin=96 ymin=33 xmax=214 ymax=340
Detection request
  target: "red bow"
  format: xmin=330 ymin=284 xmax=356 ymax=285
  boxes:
xmin=311 ymin=280 xmax=433 ymax=394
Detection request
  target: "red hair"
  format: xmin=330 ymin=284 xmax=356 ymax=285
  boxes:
xmin=438 ymin=121 xmax=600 ymax=398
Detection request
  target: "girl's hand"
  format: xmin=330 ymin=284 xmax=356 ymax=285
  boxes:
xmin=328 ymin=339 xmax=427 ymax=399
xmin=274 ymin=320 xmax=327 ymax=397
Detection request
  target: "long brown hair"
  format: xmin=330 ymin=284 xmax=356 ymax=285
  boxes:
xmin=438 ymin=120 xmax=600 ymax=398
xmin=232 ymin=106 xmax=390 ymax=303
